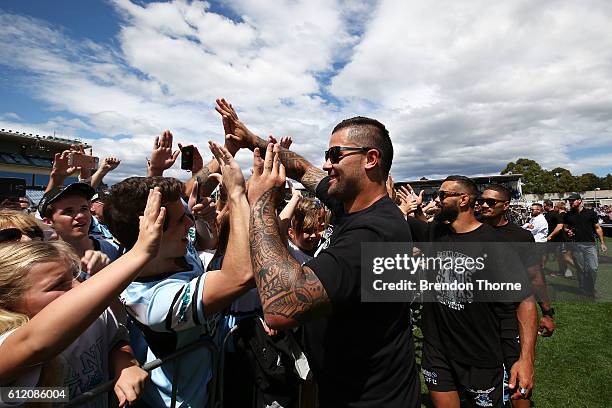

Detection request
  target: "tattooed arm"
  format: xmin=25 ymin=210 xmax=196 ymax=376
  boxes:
xmin=216 ymin=98 xmax=327 ymax=193
xmin=249 ymin=144 xmax=331 ymax=329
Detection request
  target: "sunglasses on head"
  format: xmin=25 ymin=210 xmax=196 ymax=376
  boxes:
xmin=475 ymin=197 xmax=507 ymax=207
xmin=0 ymin=226 xmax=45 ymax=243
xmin=324 ymin=146 xmax=372 ymax=164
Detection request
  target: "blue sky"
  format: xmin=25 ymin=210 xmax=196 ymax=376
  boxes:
xmin=1 ymin=0 xmax=611 ymax=184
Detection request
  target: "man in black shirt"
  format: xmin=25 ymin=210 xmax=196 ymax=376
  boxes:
xmin=218 ymin=98 xmax=420 ymax=408
xmin=479 ymin=184 xmax=554 ymax=407
xmin=408 ymin=176 xmax=536 ymax=408
xmin=563 ymin=193 xmax=607 ymax=297
xmin=543 ymin=199 xmax=565 ymax=275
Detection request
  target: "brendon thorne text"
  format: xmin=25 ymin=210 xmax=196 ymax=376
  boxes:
xmin=372 ymin=279 xmax=523 ymax=292
xmin=361 ymin=242 xmax=534 ymax=303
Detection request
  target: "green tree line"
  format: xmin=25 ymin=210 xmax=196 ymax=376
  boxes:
xmin=501 ymin=158 xmax=612 ymax=194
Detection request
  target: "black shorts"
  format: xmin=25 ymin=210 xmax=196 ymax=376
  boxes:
xmin=501 ymin=334 xmax=520 ymax=369
xmin=421 ymin=341 xmax=504 ymax=407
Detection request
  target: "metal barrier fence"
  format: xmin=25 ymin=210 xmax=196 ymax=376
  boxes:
xmin=66 ymin=336 xmax=221 ymax=408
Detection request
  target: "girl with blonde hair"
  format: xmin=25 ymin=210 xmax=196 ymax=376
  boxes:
xmin=0 ymin=188 xmax=166 ymax=407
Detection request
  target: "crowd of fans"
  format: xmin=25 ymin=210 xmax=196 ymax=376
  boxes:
xmin=0 ymin=98 xmax=608 ymax=408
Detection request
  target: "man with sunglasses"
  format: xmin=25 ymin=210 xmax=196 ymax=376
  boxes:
xmin=216 ymin=99 xmax=420 ymax=407
xmin=478 ymin=184 xmax=555 ymax=407
xmin=406 ymin=176 xmax=536 ymax=408
xmin=563 ymin=193 xmax=607 ymax=298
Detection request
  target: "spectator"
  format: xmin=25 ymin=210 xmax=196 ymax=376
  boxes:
xmin=217 ymin=98 xmax=421 ymax=407
xmin=89 ymin=190 xmax=114 ymax=240
xmin=103 ymin=142 xmax=252 ymax=407
xmin=0 ymin=210 xmax=45 ymax=243
xmin=38 ymin=183 xmax=120 ymax=278
xmin=0 ymin=186 xmax=165 ymax=406
xmin=563 ymin=193 xmax=607 ymax=297
xmin=522 ymin=203 xmax=548 ymax=242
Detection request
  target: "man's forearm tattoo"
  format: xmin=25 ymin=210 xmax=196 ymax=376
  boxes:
xmin=253 ymin=136 xmax=326 ymax=193
xmin=250 ymin=187 xmax=329 ymax=322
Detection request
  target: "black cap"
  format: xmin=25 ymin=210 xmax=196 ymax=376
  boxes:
xmin=38 ymin=182 xmax=95 ymax=217
xmin=566 ymin=193 xmax=582 ymax=200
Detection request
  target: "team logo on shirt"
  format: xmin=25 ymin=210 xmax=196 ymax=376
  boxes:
xmin=434 ymin=250 xmax=475 ymax=310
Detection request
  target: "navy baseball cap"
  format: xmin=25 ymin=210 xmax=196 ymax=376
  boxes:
xmin=38 ymin=182 xmax=95 ymax=217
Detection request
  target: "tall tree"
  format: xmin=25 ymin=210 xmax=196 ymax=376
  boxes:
xmin=576 ymin=173 xmax=600 ymax=191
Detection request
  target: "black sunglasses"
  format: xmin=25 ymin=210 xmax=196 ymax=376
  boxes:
xmin=436 ymin=190 xmax=465 ymax=200
xmin=324 ymin=146 xmax=372 ymax=164
xmin=0 ymin=226 xmax=45 ymax=243
xmin=476 ymin=197 xmax=507 ymax=207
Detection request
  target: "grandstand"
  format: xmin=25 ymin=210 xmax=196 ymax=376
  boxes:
xmin=0 ymin=129 xmax=90 ymax=204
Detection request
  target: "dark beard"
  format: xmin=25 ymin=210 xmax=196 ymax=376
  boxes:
xmin=435 ymin=205 xmax=459 ymax=223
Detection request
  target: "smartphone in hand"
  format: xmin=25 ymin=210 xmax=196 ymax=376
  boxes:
xmin=181 ymin=145 xmax=194 ymax=171
xmin=68 ymin=152 xmax=99 ymax=169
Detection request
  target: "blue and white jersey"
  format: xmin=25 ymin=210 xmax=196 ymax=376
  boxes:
xmin=90 ymin=216 xmax=114 ymax=240
xmin=121 ymin=239 xmax=227 ymax=408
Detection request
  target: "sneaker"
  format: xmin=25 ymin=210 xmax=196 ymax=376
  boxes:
xmin=564 ymin=269 xmax=573 ymax=277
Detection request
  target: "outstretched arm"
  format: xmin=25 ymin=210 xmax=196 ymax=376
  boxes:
xmin=0 ymin=188 xmax=165 ymax=384
xmin=199 ymin=142 xmax=253 ymax=314
xmin=216 ymin=98 xmax=326 ymax=193
xmin=248 ymin=144 xmax=331 ymax=329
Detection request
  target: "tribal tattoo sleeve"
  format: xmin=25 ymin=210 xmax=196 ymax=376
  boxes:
xmin=250 ymin=186 xmax=331 ymax=326
xmin=253 ymin=136 xmax=327 ymax=194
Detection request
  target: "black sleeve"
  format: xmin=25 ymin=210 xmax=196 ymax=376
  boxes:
xmin=521 ymin=235 xmax=540 ymax=268
xmin=406 ymin=217 xmax=431 ymax=242
xmin=305 ymin=227 xmax=381 ymax=305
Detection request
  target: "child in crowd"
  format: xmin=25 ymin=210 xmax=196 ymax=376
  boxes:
xmin=0 ymin=187 xmax=166 ymax=407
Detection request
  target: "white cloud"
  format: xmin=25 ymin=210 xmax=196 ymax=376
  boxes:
xmin=0 ymin=0 xmax=611 ymax=186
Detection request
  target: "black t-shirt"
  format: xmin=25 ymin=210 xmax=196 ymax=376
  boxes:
xmin=493 ymin=222 xmax=538 ymax=337
xmin=563 ymin=208 xmax=598 ymax=242
xmin=544 ymin=211 xmax=564 ymax=242
xmin=304 ymin=177 xmax=420 ymax=408
xmin=406 ymin=219 xmax=531 ymax=367
xmin=494 ymin=222 xmax=539 ymax=268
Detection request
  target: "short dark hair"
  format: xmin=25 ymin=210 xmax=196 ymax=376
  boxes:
xmin=543 ymin=199 xmax=553 ymax=207
xmin=104 ymin=177 xmax=183 ymax=249
xmin=332 ymin=116 xmax=393 ymax=178
xmin=444 ymin=175 xmax=478 ymax=207
xmin=483 ymin=184 xmax=511 ymax=202
xmin=532 ymin=203 xmax=543 ymax=209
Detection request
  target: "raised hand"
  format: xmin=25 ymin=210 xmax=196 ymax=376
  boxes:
xmin=148 ymin=130 xmax=180 ymax=176
xmin=247 ymin=143 xmax=286 ymax=206
xmin=51 ymin=150 xmax=79 ymax=179
xmin=188 ymin=181 xmax=218 ymax=223
xmin=101 ymin=157 xmax=121 ymax=172
xmin=132 ymin=187 xmax=166 ymax=258
xmin=268 ymin=135 xmax=293 ymax=149
xmin=396 ymin=185 xmax=425 ymax=215
xmin=178 ymin=143 xmax=204 ymax=173
xmin=208 ymin=140 xmax=246 ymax=202
xmin=215 ymin=98 xmax=256 ymax=150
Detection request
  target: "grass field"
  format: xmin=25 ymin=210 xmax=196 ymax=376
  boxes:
xmin=416 ymin=236 xmax=612 ymax=408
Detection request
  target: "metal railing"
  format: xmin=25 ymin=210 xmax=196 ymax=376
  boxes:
xmin=66 ymin=337 xmax=219 ymax=408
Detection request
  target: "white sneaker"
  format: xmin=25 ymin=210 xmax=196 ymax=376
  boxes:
xmin=565 ymin=268 xmax=573 ymax=277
